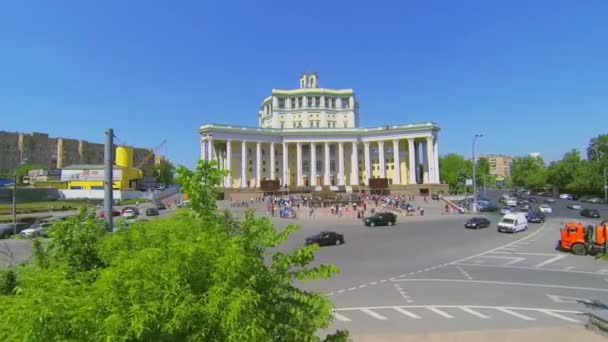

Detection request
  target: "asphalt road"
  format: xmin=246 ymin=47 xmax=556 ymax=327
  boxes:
xmin=262 ymin=199 xmax=608 ymax=338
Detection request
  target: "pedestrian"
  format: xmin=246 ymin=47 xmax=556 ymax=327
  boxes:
xmin=309 ymin=206 xmax=314 ymax=217
xmin=420 ymin=207 xmax=425 ymax=216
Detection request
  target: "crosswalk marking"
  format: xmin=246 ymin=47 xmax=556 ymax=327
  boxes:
xmin=497 ymin=308 xmax=535 ymax=321
xmin=393 ymin=307 xmax=421 ymax=319
xmin=361 ymin=309 xmax=388 ymax=320
xmin=333 ymin=313 xmax=351 ymax=322
xmin=540 ymin=310 xmax=581 ymax=323
xmin=460 ymin=307 xmax=490 ymax=319
xmin=427 ymin=307 xmax=454 ymax=319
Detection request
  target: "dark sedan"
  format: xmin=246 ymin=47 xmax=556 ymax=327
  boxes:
xmin=581 ymin=209 xmax=600 ymax=219
xmin=479 ymin=204 xmax=498 ymax=212
xmin=305 ymin=231 xmax=344 ymax=246
xmin=465 ymin=217 xmax=491 ymax=229
xmin=364 ymin=212 xmax=397 ymax=227
xmin=526 ymin=211 xmax=545 ymax=223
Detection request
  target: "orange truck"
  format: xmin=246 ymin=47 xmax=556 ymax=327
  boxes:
xmin=559 ymin=221 xmax=608 ymax=255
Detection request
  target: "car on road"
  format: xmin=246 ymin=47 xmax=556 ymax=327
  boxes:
xmin=465 ymin=217 xmax=491 ymax=229
xmin=567 ymin=204 xmax=582 ymax=210
xmin=0 ymin=222 xmax=30 ymax=238
xmin=177 ymin=200 xmax=190 ymax=208
xmin=145 ymin=207 xmax=159 ymax=216
xmin=479 ymin=204 xmax=498 ymax=212
xmin=431 ymin=193 xmax=440 ymax=200
xmin=581 ymin=197 xmax=603 ymax=204
xmin=528 ymin=197 xmax=538 ymax=203
xmin=20 ymin=222 xmax=52 ymax=238
xmin=538 ymin=204 xmax=553 ymax=214
xmin=544 ymin=198 xmax=556 ymax=203
xmin=499 ymin=207 xmax=512 ymax=215
xmin=497 ymin=212 xmax=528 ymax=233
xmin=154 ymin=202 xmax=167 ymax=210
xmin=363 ymin=212 xmax=397 ymax=227
xmin=305 ymin=231 xmax=344 ymax=246
xmin=526 ymin=211 xmax=545 ymax=223
xmin=97 ymin=210 xmax=121 ymax=218
xmin=121 ymin=207 xmax=139 ymax=218
xmin=580 ymin=209 xmax=600 ymax=218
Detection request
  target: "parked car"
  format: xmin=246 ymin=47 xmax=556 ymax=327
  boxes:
xmin=528 ymin=197 xmax=538 ymax=203
xmin=580 ymin=209 xmax=600 ymax=218
xmin=497 ymin=212 xmax=528 ymax=233
xmin=177 ymin=200 xmax=190 ymax=208
xmin=20 ymin=222 xmax=52 ymax=238
xmin=500 ymin=207 xmax=512 ymax=215
xmin=465 ymin=217 xmax=491 ymax=229
xmin=431 ymin=193 xmax=440 ymax=200
xmin=479 ymin=204 xmax=498 ymax=212
xmin=145 ymin=207 xmax=159 ymax=216
xmin=526 ymin=211 xmax=545 ymax=223
xmin=544 ymin=198 xmax=556 ymax=203
xmin=538 ymin=205 xmax=553 ymax=214
xmin=567 ymin=204 xmax=582 ymax=210
xmin=363 ymin=212 xmax=397 ymax=227
xmin=122 ymin=207 xmax=138 ymax=218
xmin=0 ymin=223 xmax=30 ymax=238
xmin=560 ymin=194 xmax=574 ymax=200
xmin=154 ymin=202 xmax=167 ymax=210
xmin=305 ymin=231 xmax=344 ymax=246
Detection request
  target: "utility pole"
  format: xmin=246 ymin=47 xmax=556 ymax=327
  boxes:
xmin=604 ymin=167 xmax=607 ymax=204
xmin=472 ymin=134 xmax=483 ymax=213
xmin=104 ymin=129 xmax=114 ymax=231
xmin=12 ymin=171 xmax=17 ymax=236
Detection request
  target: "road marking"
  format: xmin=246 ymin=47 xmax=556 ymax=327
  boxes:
xmin=451 ymin=263 xmax=604 ymax=276
xmin=479 ymin=255 xmax=526 ymax=266
xmin=563 ymin=266 xmax=575 ymax=271
xmin=348 ymin=287 xmax=357 ymax=291
xmin=380 ymin=279 xmax=387 ymax=283
xmin=596 ymin=269 xmax=608 ymax=274
xmin=546 ymin=294 xmax=592 ymax=304
xmin=534 ymin=255 xmax=567 ymax=268
xmin=359 ymin=284 xmax=367 ymax=288
xmin=390 ymin=278 xmax=608 ymax=292
xmin=460 ymin=307 xmax=490 ymax=319
xmin=427 ymin=307 xmax=454 ymax=318
xmin=337 ymin=290 xmax=345 ymax=294
xmin=370 ymin=281 xmax=377 ymax=285
xmin=455 ymin=265 xmax=473 ymax=280
xmin=541 ymin=310 xmax=581 ymax=323
xmin=333 ymin=312 xmax=351 ymax=322
xmin=393 ymin=307 xmax=421 ymax=319
xmin=361 ymin=309 xmax=388 ymax=320
xmin=497 ymin=308 xmax=535 ymax=321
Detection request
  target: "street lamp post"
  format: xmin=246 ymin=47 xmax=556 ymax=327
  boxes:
xmin=604 ymin=167 xmax=607 ymax=204
xmin=472 ymin=134 xmax=484 ymax=213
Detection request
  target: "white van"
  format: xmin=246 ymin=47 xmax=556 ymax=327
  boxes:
xmin=497 ymin=212 xmax=528 ymax=233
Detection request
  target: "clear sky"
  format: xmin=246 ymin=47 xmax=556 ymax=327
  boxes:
xmin=1 ymin=1 xmax=607 ymax=167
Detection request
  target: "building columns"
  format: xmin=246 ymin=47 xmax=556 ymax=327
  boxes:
xmin=426 ymin=136 xmax=434 ymax=183
xmin=363 ymin=142 xmax=371 ymax=185
xmin=296 ymin=142 xmax=303 ymax=186
xmin=282 ymin=142 xmax=289 ymax=186
xmin=241 ymin=141 xmax=247 ymax=188
xmin=378 ymin=141 xmax=386 ymax=178
xmin=338 ymin=142 xmax=345 ymax=186
xmin=207 ymin=138 xmax=214 ymax=161
xmin=422 ymin=140 xmax=429 ymax=184
xmin=351 ymin=142 xmax=359 ymax=185
xmin=434 ymin=138 xmax=440 ymax=183
xmin=256 ymin=142 xmax=261 ymax=187
xmin=270 ymin=142 xmax=275 ymax=181
xmin=324 ymin=142 xmax=330 ymax=185
xmin=226 ymin=140 xmax=232 ymax=187
xmin=392 ymin=140 xmax=401 ymax=185
xmin=408 ymin=139 xmax=416 ymax=185
xmin=310 ymin=142 xmax=317 ymax=186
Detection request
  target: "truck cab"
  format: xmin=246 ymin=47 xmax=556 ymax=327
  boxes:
xmin=560 ymin=221 xmax=608 ymax=255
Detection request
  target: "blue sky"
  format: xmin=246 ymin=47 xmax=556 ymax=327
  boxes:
xmin=1 ymin=1 xmax=607 ymax=167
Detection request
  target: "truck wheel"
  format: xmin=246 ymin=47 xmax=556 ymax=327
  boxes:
xmin=571 ymin=243 xmax=587 ymax=256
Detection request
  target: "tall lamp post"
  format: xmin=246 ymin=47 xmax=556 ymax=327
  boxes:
xmin=472 ymin=134 xmax=484 ymax=213
xmin=604 ymin=167 xmax=607 ymax=204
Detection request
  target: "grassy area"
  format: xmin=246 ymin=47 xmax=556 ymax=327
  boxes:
xmin=117 ymin=198 xmax=151 ymax=206
xmin=0 ymin=200 xmax=94 ymax=215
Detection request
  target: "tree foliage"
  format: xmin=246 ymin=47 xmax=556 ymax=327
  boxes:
xmin=0 ymin=160 xmax=345 ymax=342
xmin=439 ymin=153 xmax=473 ymax=193
xmin=153 ymin=159 xmax=176 ymax=185
xmin=510 ymin=156 xmax=548 ymax=190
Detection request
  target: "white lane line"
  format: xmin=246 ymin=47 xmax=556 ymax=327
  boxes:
xmin=361 ymin=309 xmax=388 ymax=320
xmin=380 ymin=279 xmax=387 ymax=283
xmin=390 ymin=278 xmax=608 ymax=292
xmin=456 ymin=265 xmax=473 ymax=280
xmin=337 ymin=290 xmax=345 ymax=294
xmin=468 ymin=255 xmax=526 ymax=266
xmin=452 ymin=263 xmax=603 ymax=276
xmin=540 ymin=310 xmax=581 ymax=323
xmin=334 ymin=305 xmax=581 ymax=314
xmin=460 ymin=307 xmax=490 ymax=319
xmin=394 ymin=307 xmax=421 ymax=319
xmin=427 ymin=307 xmax=454 ymax=318
xmin=348 ymin=287 xmax=357 ymax=291
xmin=489 ymin=251 xmax=513 ymax=255
xmin=498 ymin=308 xmax=535 ymax=321
xmin=370 ymin=281 xmax=377 ymax=285
xmin=534 ymin=255 xmax=568 ymax=268
xmin=359 ymin=284 xmax=367 ymax=288
xmin=333 ymin=312 xmax=351 ymax=322
xmin=563 ymin=266 xmax=575 ymax=271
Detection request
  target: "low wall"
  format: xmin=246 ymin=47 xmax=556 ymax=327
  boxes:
xmin=0 ymin=187 xmax=60 ymax=204
xmin=60 ymin=189 xmax=149 ymax=200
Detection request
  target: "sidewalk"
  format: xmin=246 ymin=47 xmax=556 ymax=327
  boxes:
xmin=354 ymin=326 xmax=604 ymax=342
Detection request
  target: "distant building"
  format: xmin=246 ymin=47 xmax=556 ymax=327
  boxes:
xmin=0 ymin=131 xmax=156 ymax=175
xmin=480 ymin=154 xmax=514 ymax=178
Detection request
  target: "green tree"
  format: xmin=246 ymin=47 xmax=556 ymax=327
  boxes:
xmin=14 ymin=163 xmax=45 ymax=184
xmin=0 ymin=160 xmax=345 ymax=342
xmin=510 ymin=156 xmax=548 ymax=190
xmin=587 ymin=134 xmax=608 ymax=163
xmin=439 ymin=153 xmax=473 ymax=193
xmin=153 ymin=159 xmax=176 ymax=185
xmin=547 ymin=149 xmax=583 ymax=192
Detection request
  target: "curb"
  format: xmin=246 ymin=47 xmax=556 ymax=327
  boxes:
xmin=587 ymin=310 xmax=608 ymax=336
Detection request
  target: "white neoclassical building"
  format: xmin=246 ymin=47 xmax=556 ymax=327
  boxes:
xmin=200 ymin=73 xmax=445 ymax=194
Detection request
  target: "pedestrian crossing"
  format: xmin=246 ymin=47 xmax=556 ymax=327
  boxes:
xmin=333 ymin=305 xmax=584 ymax=324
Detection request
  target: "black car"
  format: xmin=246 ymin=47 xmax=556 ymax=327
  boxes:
xmin=526 ymin=211 xmax=545 ymax=223
xmin=305 ymin=231 xmax=344 ymax=246
xmin=364 ymin=212 xmax=397 ymax=227
xmin=145 ymin=207 xmax=159 ymax=216
xmin=431 ymin=193 xmax=440 ymax=200
xmin=465 ymin=217 xmax=491 ymax=229
xmin=581 ymin=209 xmax=600 ymax=218
xmin=528 ymin=197 xmax=538 ymax=203
xmin=479 ymin=204 xmax=498 ymax=212
xmin=154 ymin=202 xmax=166 ymax=210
